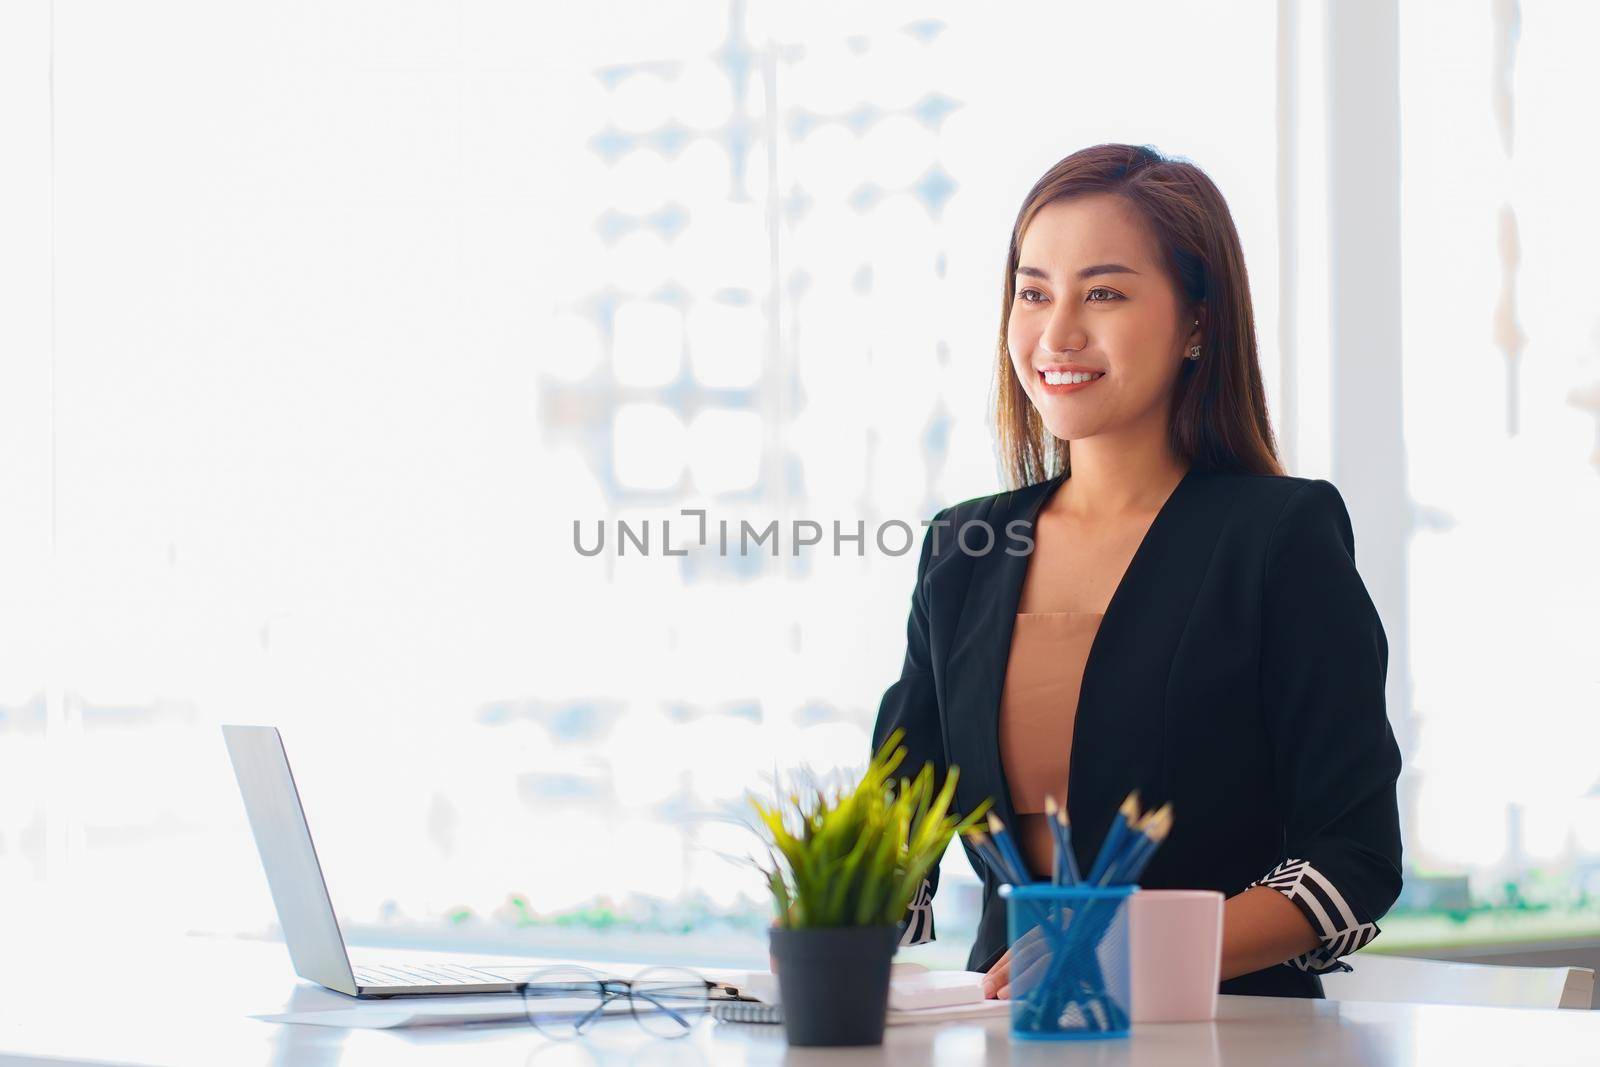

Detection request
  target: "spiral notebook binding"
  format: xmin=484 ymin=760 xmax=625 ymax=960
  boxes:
xmin=711 ymin=1000 xmax=783 ymax=1024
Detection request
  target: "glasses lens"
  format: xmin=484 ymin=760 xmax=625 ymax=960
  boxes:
xmin=627 ymin=967 xmax=710 ymax=1038
xmin=521 ymin=966 xmax=615 ymax=1040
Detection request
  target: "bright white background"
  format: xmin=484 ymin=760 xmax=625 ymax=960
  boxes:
xmin=0 ymin=0 xmax=1596 ymax=968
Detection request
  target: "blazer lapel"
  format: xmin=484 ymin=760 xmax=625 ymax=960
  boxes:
xmin=1068 ymin=467 xmax=1228 ymax=867
xmin=943 ymin=466 xmax=1230 ymax=876
xmin=943 ymin=474 xmax=1067 ymax=832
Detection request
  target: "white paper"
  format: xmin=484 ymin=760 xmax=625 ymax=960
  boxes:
xmin=887 ymin=970 xmax=987 ymax=1010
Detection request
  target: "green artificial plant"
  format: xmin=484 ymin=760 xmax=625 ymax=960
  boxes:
xmin=751 ymin=727 xmax=993 ymax=929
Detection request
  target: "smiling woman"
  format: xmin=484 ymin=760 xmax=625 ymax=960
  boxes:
xmin=995 ymin=147 xmax=1282 ymax=490
xmin=872 ymin=143 xmax=1403 ymax=1000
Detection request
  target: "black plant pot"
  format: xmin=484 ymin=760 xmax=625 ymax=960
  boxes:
xmin=768 ymin=924 xmax=900 ymax=1047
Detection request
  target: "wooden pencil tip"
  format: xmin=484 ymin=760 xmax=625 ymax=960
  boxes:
xmin=1148 ymin=806 xmax=1174 ymax=839
xmin=986 ymin=810 xmax=1006 ymax=834
xmin=1044 ymin=794 xmax=1058 ymax=816
xmin=1120 ymin=792 xmax=1140 ymax=818
xmin=1055 ymin=803 xmax=1070 ymax=827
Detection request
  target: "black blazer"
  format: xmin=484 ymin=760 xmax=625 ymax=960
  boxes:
xmin=871 ymin=465 xmax=1403 ymax=999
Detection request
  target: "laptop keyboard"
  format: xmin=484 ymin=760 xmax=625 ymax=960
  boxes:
xmin=354 ymin=963 xmax=514 ymax=987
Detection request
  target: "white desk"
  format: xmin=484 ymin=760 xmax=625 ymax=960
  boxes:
xmin=3 ymin=935 xmax=1598 ymax=1066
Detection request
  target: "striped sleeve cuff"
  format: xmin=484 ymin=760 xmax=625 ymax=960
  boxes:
xmin=1249 ymin=857 xmax=1380 ymax=974
xmin=899 ymin=878 xmax=935 ymax=946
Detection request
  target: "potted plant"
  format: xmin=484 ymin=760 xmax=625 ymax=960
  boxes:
xmin=749 ymin=728 xmax=992 ymax=1046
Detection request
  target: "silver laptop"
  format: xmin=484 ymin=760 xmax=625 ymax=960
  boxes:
xmin=222 ymin=724 xmax=525 ymax=998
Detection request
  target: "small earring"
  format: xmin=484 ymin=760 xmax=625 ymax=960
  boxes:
xmin=1186 ymin=345 xmax=1201 ymax=361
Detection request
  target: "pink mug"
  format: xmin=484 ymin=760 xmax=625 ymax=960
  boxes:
xmin=1130 ymin=889 xmax=1224 ymax=1023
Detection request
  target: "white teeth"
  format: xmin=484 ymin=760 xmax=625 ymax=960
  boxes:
xmin=1042 ymin=370 xmax=1104 ymax=385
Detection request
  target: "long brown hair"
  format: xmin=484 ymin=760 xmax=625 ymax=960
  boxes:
xmin=994 ymin=143 xmax=1284 ymax=489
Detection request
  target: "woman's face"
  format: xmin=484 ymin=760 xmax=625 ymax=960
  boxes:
xmin=1006 ymin=194 xmax=1200 ymax=445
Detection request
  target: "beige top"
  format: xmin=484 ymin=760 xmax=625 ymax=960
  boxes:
xmin=998 ymin=610 xmax=1102 ymax=878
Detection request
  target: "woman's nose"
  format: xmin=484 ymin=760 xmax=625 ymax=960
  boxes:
xmin=1036 ymin=302 xmax=1087 ymax=354
xmin=1039 ymin=321 xmax=1086 ymax=355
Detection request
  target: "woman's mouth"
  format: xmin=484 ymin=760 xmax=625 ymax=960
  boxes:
xmin=1038 ymin=369 xmax=1105 ymax=393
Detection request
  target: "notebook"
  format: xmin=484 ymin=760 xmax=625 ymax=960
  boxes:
xmin=713 ymin=998 xmax=1011 ymax=1027
xmin=715 ymin=964 xmax=1010 ymax=1026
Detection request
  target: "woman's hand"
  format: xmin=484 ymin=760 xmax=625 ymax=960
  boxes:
xmin=980 ymin=923 xmax=1052 ymax=998
xmin=980 ymin=949 xmax=1009 ymax=998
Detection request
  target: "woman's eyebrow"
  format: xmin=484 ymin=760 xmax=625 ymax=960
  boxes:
xmin=1015 ymin=263 xmax=1142 ymax=280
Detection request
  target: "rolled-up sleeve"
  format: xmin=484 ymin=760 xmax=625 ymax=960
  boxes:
xmin=1249 ymin=479 xmax=1404 ymax=974
xmin=872 ymin=506 xmax=950 ymax=947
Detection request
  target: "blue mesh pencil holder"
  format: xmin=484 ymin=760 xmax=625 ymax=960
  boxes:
xmin=999 ymin=883 xmax=1136 ymax=1040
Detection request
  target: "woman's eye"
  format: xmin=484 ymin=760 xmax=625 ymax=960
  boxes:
xmin=1017 ymin=287 xmax=1121 ymax=305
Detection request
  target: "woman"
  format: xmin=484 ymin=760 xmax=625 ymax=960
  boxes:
xmin=872 ymin=144 xmax=1402 ymax=1000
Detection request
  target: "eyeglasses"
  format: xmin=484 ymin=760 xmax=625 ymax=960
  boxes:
xmin=518 ymin=965 xmax=714 ymax=1039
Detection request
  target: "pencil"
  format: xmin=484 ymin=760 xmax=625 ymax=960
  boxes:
xmin=964 ymin=829 xmax=1021 ymax=886
xmin=1086 ymin=791 xmax=1141 ymax=885
xmin=1101 ymin=809 xmax=1152 ymax=885
xmin=1058 ymin=802 xmax=1083 ymax=885
xmin=1113 ymin=804 xmax=1173 ymax=884
xmin=962 ymin=829 xmax=1004 ymax=882
xmin=986 ymin=811 xmax=1032 ymax=885
xmin=1043 ymin=795 xmax=1079 ymax=886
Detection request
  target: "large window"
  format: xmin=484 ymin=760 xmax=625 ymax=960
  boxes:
xmin=1390 ymin=0 xmax=1600 ymax=948
xmin=0 ymin=1 xmax=1280 ymax=967
xmin=3 ymin=0 xmax=1592 ymax=969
